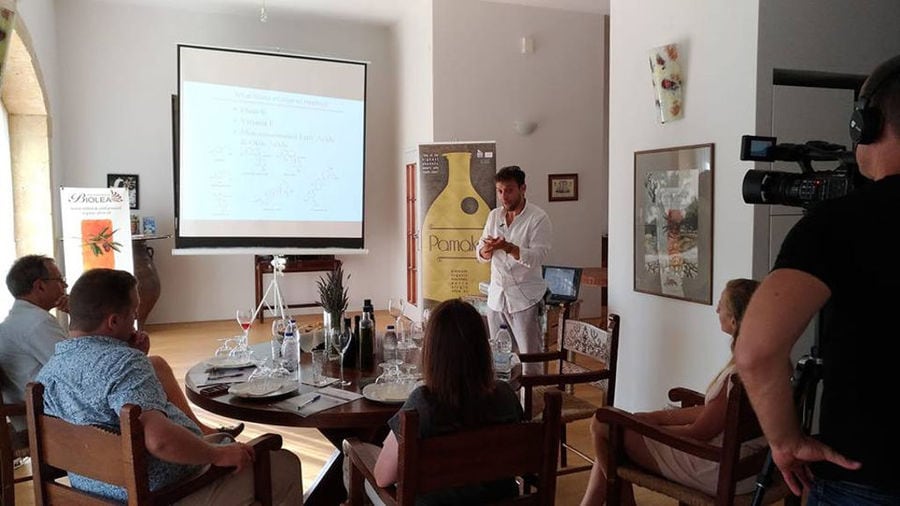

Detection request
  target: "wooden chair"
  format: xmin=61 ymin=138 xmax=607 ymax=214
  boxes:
xmin=25 ymin=382 xmax=283 ymax=506
xmin=595 ymin=376 xmax=799 ymax=506
xmin=519 ymin=313 xmax=620 ymax=476
xmin=0 ymin=388 xmax=31 ymax=506
xmin=344 ymin=390 xmax=563 ymax=506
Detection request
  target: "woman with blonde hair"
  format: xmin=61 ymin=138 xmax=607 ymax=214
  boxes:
xmin=581 ymin=278 xmax=762 ymax=505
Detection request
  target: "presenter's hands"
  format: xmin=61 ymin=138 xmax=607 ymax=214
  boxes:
xmin=481 ymin=236 xmax=520 ymax=259
xmin=129 ymin=330 xmax=151 ymax=355
xmin=772 ymin=434 xmax=861 ymax=495
xmin=212 ymin=442 xmax=256 ymax=474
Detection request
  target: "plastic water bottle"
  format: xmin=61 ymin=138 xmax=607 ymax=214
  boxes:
xmin=493 ymin=324 xmax=513 ymax=381
xmin=383 ymin=325 xmax=398 ymax=363
xmin=281 ymin=330 xmax=299 ymax=375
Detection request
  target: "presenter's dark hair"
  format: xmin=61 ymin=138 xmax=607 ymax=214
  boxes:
xmin=421 ymin=299 xmax=495 ymax=425
xmin=69 ymin=269 xmax=137 ymax=331
xmin=495 ymin=165 xmax=526 ymax=186
xmin=6 ymin=255 xmax=53 ymax=297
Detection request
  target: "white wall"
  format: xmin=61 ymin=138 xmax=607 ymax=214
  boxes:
xmin=608 ymin=1 xmax=760 ymax=411
xmin=392 ymin=0 xmax=434 ymax=305
xmin=432 ymin=0 xmax=608 ymax=315
xmin=53 ymin=0 xmax=400 ymax=323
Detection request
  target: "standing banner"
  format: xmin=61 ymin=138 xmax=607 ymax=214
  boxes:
xmin=60 ymin=187 xmax=134 ymax=283
xmin=418 ymin=142 xmax=496 ymax=311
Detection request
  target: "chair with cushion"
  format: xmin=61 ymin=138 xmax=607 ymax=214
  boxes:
xmin=595 ymin=375 xmax=799 ymax=506
xmin=519 ymin=313 xmax=620 ymax=476
xmin=344 ymin=390 xmax=562 ymax=506
xmin=25 ymin=382 xmax=283 ymax=506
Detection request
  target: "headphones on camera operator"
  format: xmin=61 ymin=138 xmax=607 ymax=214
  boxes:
xmin=849 ymin=55 xmax=900 ymax=145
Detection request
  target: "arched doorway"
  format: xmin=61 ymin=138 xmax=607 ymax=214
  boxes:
xmin=0 ymin=19 xmax=51 ymax=314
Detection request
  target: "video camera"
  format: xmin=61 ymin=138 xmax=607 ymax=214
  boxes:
xmin=740 ymin=135 xmax=863 ymax=209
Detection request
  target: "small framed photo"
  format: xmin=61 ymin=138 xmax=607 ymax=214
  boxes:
xmin=548 ymin=173 xmax=578 ymax=202
xmin=107 ymin=174 xmax=139 ymax=209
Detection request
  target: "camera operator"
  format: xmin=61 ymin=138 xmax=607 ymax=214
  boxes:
xmin=736 ymin=54 xmax=900 ymax=505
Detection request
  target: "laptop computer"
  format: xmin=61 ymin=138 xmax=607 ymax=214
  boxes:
xmin=542 ymin=265 xmax=583 ymax=305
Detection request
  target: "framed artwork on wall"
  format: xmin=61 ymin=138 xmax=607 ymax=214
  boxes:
xmin=633 ymin=143 xmax=714 ymax=305
xmin=107 ymin=174 xmax=139 ymax=210
xmin=548 ymin=173 xmax=578 ymax=202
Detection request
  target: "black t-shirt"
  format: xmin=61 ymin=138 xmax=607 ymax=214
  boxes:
xmin=772 ymin=174 xmax=900 ymax=491
xmin=387 ymin=381 xmax=524 ymax=505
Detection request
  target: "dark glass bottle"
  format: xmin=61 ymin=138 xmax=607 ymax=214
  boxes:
xmin=363 ymin=298 xmax=375 ymax=329
xmin=359 ymin=310 xmax=375 ymax=372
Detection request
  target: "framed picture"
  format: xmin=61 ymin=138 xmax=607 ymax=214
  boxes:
xmin=633 ymin=143 xmax=714 ymax=305
xmin=548 ymin=173 xmax=578 ymax=202
xmin=107 ymin=174 xmax=139 ymax=210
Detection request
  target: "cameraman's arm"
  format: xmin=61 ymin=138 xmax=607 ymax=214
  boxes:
xmin=735 ymin=268 xmax=829 ymax=449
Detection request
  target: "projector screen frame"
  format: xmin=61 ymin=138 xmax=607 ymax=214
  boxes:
xmin=173 ymin=44 xmax=368 ymax=252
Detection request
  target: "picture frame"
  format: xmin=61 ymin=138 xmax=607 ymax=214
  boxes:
xmin=107 ymin=174 xmax=139 ymax=210
xmin=633 ymin=143 xmax=714 ymax=305
xmin=548 ymin=173 xmax=578 ymax=202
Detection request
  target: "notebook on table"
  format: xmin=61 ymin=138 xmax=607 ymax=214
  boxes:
xmin=542 ymin=265 xmax=583 ymax=305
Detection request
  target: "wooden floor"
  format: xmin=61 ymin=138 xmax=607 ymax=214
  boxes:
xmin=12 ymin=311 xmax=679 ymax=505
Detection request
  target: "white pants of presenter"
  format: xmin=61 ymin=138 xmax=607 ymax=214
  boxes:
xmin=487 ymin=304 xmax=543 ymax=375
xmin=174 ymin=444 xmax=303 ymax=505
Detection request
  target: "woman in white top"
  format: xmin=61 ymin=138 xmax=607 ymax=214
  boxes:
xmin=580 ymin=278 xmax=762 ymax=505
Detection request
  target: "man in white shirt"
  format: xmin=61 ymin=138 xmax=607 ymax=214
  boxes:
xmin=477 ymin=166 xmax=552 ymax=374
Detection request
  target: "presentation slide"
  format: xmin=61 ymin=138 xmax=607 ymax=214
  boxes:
xmin=176 ymin=45 xmax=367 ymax=250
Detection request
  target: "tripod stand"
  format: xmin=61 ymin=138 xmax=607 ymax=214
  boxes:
xmin=254 ymin=255 xmax=289 ymax=324
xmin=750 ymin=345 xmax=823 ymax=506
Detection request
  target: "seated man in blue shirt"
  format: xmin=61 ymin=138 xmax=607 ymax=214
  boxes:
xmin=0 ymin=254 xmax=242 ymax=439
xmin=35 ymin=268 xmax=302 ymax=504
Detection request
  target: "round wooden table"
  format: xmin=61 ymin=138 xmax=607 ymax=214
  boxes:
xmin=185 ymin=354 xmax=398 ymax=505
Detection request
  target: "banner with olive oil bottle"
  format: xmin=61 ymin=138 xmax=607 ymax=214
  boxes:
xmin=60 ymin=187 xmax=134 ymax=284
xmin=418 ymin=142 xmax=496 ymax=311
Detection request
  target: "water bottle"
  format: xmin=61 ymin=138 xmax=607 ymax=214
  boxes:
xmin=359 ymin=310 xmax=375 ymax=372
xmin=281 ymin=330 xmax=299 ymax=375
xmin=493 ymin=324 xmax=513 ymax=381
xmin=383 ymin=325 xmax=398 ymax=363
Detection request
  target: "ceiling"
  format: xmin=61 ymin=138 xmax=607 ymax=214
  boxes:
xmin=115 ymin=0 xmax=609 ymax=25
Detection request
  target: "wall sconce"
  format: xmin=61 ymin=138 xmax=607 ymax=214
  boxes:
xmin=513 ymin=121 xmax=538 ymax=136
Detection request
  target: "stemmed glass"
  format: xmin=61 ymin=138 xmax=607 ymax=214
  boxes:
xmin=236 ymin=309 xmax=253 ymax=349
xmin=334 ymin=328 xmax=353 ymax=387
xmin=388 ymin=298 xmax=404 ymax=330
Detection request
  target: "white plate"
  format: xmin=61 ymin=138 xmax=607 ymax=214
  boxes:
xmin=205 ymin=356 xmax=255 ymax=369
xmin=228 ymin=380 xmax=299 ymax=399
xmin=361 ymin=383 xmax=411 ymax=404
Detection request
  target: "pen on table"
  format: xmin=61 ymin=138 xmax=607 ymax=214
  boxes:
xmin=296 ymin=394 xmax=321 ymax=411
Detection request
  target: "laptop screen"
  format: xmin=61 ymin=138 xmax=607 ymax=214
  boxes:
xmin=542 ymin=265 xmax=582 ymax=302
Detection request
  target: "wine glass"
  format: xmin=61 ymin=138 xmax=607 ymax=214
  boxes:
xmin=236 ymin=309 xmax=253 ymax=348
xmin=335 ymin=329 xmax=352 ymax=387
xmin=388 ymin=298 xmax=404 ymax=328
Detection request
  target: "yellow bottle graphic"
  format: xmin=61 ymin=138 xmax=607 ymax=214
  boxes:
xmin=422 ymin=152 xmax=491 ymax=307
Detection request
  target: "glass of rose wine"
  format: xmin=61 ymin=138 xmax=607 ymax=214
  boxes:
xmin=236 ymin=309 xmax=253 ymax=348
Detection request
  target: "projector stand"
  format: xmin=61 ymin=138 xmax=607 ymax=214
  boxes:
xmin=254 ymin=255 xmax=289 ymax=324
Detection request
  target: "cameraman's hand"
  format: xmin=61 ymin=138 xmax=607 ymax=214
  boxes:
xmin=772 ymin=434 xmax=861 ymax=496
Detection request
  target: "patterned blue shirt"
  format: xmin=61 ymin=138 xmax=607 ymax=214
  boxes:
xmin=35 ymin=336 xmax=202 ymax=502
